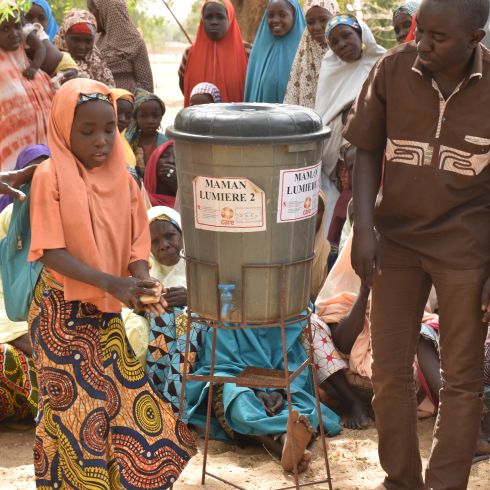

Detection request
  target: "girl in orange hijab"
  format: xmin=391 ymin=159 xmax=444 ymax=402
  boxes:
xmin=28 ymin=78 xmax=196 ymax=489
xmin=179 ymin=0 xmax=249 ymax=106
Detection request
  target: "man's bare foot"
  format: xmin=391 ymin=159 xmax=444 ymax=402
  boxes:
xmin=343 ymin=399 xmax=370 ymax=430
xmin=281 ymin=410 xmax=313 ymax=473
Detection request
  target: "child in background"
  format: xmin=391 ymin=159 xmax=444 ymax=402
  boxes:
xmin=28 ymin=78 xmax=196 ymax=489
xmin=284 ymin=0 xmax=339 ymax=108
xmin=245 ymin=0 xmax=306 ymax=103
xmin=54 ymin=9 xmax=114 ymax=87
xmin=112 ymin=88 xmax=137 ymax=168
xmin=189 ymin=82 xmax=222 ymax=105
xmin=22 ymin=20 xmax=78 ymax=86
xmin=25 ymin=0 xmax=59 ymax=41
xmin=125 ymin=88 xmax=167 ymax=178
xmin=180 ymin=0 xmax=249 ymax=106
xmin=144 ymin=141 xmax=177 ymax=208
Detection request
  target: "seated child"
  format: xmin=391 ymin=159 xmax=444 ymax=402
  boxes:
xmin=125 ymin=88 xmax=167 ymax=178
xmin=143 ymin=141 xmax=177 ymax=208
xmin=22 ymin=20 xmax=78 ymax=85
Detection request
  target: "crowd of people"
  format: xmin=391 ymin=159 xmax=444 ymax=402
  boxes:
xmin=0 ymin=0 xmax=489 ymax=489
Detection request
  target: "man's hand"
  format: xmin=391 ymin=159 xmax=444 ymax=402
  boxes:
xmin=351 ymin=225 xmax=380 ymax=288
xmin=0 ymin=166 xmax=38 ymax=200
xmin=482 ymin=277 xmax=490 ymax=323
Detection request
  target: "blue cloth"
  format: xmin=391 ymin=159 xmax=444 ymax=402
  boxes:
xmin=327 ymin=15 xmax=362 ymax=38
xmin=244 ymin=0 xmax=306 ymax=103
xmin=186 ymin=318 xmax=342 ymax=442
xmin=32 ymin=0 xmax=59 ymax=41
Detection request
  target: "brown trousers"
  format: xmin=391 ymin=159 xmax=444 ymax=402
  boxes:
xmin=371 ymin=238 xmax=488 ymax=490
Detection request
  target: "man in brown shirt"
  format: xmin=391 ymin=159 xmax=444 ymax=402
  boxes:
xmin=344 ymin=0 xmax=490 ymax=489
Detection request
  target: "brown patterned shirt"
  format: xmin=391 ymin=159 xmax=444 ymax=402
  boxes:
xmin=344 ymin=42 xmax=490 ymax=269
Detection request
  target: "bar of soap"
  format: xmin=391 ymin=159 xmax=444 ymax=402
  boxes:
xmin=139 ymin=284 xmax=163 ymax=304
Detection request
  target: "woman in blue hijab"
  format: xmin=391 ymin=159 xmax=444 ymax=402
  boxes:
xmin=245 ymin=0 xmax=306 ymax=103
xmin=25 ymin=0 xmax=59 ymax=42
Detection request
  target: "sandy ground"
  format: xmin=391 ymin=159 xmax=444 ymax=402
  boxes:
xmin=1 ymin=44 xmax=488 ymax=489
xmin=0 ymin=419 xmax=488 ymax=489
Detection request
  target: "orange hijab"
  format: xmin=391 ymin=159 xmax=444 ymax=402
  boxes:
xmin=29 ymin=78 xmax=150 ymax=313
xmin=183 ymin=0 xmax=248 ymax=106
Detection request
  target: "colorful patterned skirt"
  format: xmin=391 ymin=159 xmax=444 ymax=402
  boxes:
xmin=0 ymin=342 xmax=38 ymax=422
xmin=146 ymin=308 xmax=206 ymax=422
xmin=28 ymin=273 xmax=196 ymax=489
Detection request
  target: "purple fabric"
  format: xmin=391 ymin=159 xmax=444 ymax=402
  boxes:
xmin=0 ymin=144 xmax=50 ymax=213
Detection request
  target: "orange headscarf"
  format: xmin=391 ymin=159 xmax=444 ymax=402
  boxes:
xmin=29 ymin=78 xmax=150 ymax=313
xmin=183 ymin=0 xmax=248 ymax=106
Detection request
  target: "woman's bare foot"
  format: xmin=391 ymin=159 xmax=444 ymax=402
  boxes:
xmin=281 ymin=410 xmax=313 ymax=473
xmin=343 ymin=399 xmax=370 ymax=430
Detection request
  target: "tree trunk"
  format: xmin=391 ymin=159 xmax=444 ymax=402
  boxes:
xmin=231 ymin=0 xmax=267 ymax=42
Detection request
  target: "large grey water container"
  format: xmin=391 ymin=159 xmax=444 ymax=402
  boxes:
xmin=167 ymin=104 xmax=330 ymax=323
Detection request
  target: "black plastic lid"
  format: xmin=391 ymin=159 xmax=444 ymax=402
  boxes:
xmin=166 ymin=103 xmax=330 ymax=145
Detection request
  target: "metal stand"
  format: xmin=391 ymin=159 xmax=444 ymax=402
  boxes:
xmin=178 ymin=255 xmax=333 ymax=490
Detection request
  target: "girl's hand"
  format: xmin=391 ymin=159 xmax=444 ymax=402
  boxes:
xmin=106 ymin=276 xmax=163 ymax=311
xmin=164 ymin=287 xmax=187 ymax=308
xmin=482 ymin=277 xmax=490 ymax=323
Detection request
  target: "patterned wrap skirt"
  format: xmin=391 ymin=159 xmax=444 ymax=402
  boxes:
xmin=28 ymin=272 xmax=196 ymax=489
xmin=0 ymin=342 xmax=38 ymax=422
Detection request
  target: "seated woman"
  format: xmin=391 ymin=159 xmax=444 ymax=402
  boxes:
xmin=190 ymin=82 xmax=222 ymax=105
xmin=186 ymin=308 xmax=341 ymax=472
xmin=54 ymin=9 xmax=114 ymax=87
xmin=124 ymin=206 xmax=205 ymax=419
xmin=125 ymin=88 xmax=167 ymax=178
xmin=245 ymin=0 xmax=306 ymax=103
xmin=311 ymin=231 xmax=442 ymax=429
xmin=392 ymin=1 xmax=420 ymax=44
xmin=144 ymin=141 xmax=177 ymax=208
xmin=0 ymin=203 xmax=38 ymax=424
xmin=180 ymin=0 xmax=249 ymax=106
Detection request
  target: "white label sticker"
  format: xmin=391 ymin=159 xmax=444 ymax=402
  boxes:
xmin=193 ymin=176 xmax=266 ymax=233
xmin=277 ymin=163 xmax=321 ymax=223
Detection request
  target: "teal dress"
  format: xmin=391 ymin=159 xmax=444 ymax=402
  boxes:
xmin=186 ymin=319 xmax=341 ymax=442
xmin=244 ymin=0 xmax=306 ymax=103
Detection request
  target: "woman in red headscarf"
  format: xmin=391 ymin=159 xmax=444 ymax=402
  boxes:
xmin=179 ymin=0 xmax=250 ymax=106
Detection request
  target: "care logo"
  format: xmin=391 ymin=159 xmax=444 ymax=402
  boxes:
xmin=220 ymin=207 xmax=235 ymax=225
